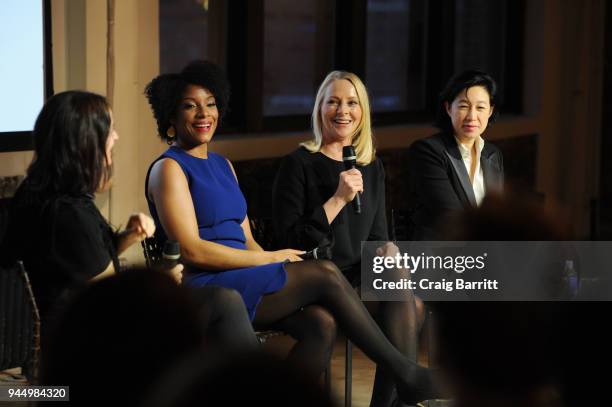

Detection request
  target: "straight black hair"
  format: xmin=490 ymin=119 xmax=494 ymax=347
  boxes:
xmin=434 ymin=70 xmax=499 ymax=134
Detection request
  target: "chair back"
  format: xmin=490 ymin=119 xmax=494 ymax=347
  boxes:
xmin=142 ymin=237 xmax=163 ymax=269
xmin=0 ymin=261 xmax=41 ymax=382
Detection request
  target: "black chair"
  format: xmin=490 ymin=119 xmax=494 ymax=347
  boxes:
xmin=0 ymin=261 xmax=41 ymax=383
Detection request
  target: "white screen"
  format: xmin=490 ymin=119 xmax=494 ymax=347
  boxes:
xmin=0 ymin=0 xmax=44 ymax=133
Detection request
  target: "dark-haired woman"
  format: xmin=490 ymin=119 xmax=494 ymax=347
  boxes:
xmin=0 ymin=91 xmax=156 ymax=324
xmin=406 ymin=70 xmax=504 ymax=240
xmin=0 ymin=90 xmax=259 ymax=353
xmin=145 ymin=60 xmax=444 ymax=403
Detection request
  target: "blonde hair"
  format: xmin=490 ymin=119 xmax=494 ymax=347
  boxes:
xmin=301 ymin=71 xmax=375 ymax=165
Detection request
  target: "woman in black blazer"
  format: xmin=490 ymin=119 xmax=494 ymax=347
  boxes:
xmin=407 ymin=70 xmax=504 ymax=240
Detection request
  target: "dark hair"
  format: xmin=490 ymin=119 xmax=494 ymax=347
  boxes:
xmin=434 ymin=70 xmax=499 ymax=134
xmin=41 ymin=268 xmax=203 ymax=404
xmin=144 ymin=60 xmax=230 ymax=142
xmin=26 ymin=90 xmax=112 ymax=195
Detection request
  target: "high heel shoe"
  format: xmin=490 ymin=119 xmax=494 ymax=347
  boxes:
xmin=395 ymin=365 xmax=445 ymax=404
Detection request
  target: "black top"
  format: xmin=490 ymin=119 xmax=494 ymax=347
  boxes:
xmin=0 ymin=182 xmax=119 ymax=321
xmin=273 ymin=147 xmax=388 ymax=274
xmin=406 ymin=132 xmax=504 ymax=240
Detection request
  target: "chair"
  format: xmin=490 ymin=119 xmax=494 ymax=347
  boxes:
xmin=0 ymin=261 xmax=41 ymax=383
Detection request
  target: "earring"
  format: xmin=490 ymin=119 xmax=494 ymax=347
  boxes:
xmin=167 ymin=126 xmax=176 ymax=138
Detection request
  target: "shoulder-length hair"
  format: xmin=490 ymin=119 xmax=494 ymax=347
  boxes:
xmin=434 ymin=69 xmax=499 ymax=134
xmin=26 ymin=90 xmax=112 ymax=195
xmin=301 ymin=71 xmax=375 ymax=165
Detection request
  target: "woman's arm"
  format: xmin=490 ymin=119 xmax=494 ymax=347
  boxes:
xmin=367 ymin=159 xmax=389 ymax=242
xmin=273 ymin=154 xmax=331 ymax=250
xmin=115 ymin=212 xmax=156 ymax=255
xmin=408 ymin=139 xmax=459 ymax=211
xmin=90 ymin=261 xmax=115 ymax=281
xmin=149 ymin=158 xmax=301 ymax=270
xmin=225 ymin=160 xmax=265 ymax=252
xmin=241 ymin=215 xmax=264 ymax=251
xmin=273 ymin=152 xmax=362 ymax=250
xmin=49 ymin=199 xmax=118 ymax=280
xmin=322 ymin=167 xmax=362 ymax=224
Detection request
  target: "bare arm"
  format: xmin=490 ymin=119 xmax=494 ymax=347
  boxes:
xmin=148 ymin=158 xmax=301 ymax=270
xmin=115 ymin=212 xmax=156 ymax=255
xmin=90 ymin=261 xmax=115 ymax=281
xmin=242 ymin=215 xmax=264 ymax=251
xmin=224 ymin=159 xmax=265 ymax=253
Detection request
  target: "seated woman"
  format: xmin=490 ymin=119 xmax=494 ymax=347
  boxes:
xmin=406 ymin=70 xmax=504 ymax=240
xmin=0 ymin=91 xmax=258 ymax=352
xmin=0 ymin=91 xmax=155 ymax=324
xmin=272 ymin=70 xmax=424 ymax=407
xmin=144 ymin=60 xmax=443 ymax=403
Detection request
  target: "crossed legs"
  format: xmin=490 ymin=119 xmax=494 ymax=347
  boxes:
xmin=253 ymin=260 xmax=436 ymax=404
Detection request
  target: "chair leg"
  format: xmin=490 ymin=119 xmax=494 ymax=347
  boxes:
xmin=427 ymin=308 xmax=437 ymax=368
xmin=323 ymin=361 xmax=332 ymax=395
xmin=345 ymin=338 xmax=352 ymax=407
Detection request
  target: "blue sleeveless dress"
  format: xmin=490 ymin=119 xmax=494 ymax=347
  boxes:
xmin=146 ymin=146 xmax=287 ymax=320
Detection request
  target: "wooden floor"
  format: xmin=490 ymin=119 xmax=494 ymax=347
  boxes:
xmin=265 ymin=334 xmax=432 ymax=407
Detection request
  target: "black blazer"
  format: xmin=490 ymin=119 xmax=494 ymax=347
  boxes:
xmin=406 ymin=132 xmax=504 ymax=240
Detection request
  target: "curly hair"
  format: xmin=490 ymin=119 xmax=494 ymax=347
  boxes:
xmin=434 ymin=70 xmax=499 ymax=134
xmin=144 ymin=60 xmax=230 ymax=142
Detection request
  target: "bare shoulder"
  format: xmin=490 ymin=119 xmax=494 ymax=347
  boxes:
xmin=148 ymin=158 xmax=188 ymax=200
xmin=225 ymin=158 xmax=238 ymax=180
xmin=150 ymin=157 xmax=183 ymax=176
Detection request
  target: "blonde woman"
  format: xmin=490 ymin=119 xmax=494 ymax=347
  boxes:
xmin=273 ymin=71 xmax=425 ymax=407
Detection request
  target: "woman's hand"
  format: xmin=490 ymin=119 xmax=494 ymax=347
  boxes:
xmin=333 ymin=168 xmax=363 ymax=203
xmin=125 ymin=212 xmax=156 ymax=242
xmin=266 ymin=249 xmax=305 ymax=263
xmin=323 ymin=168 xmax=363 ymax=224
xmin=117 ymin=212 xmax=156 ymax=254
xmin=168 ymin=263 xmax=184 ymax=284
xmin=376 ymin=241 xmax=400 ymax=258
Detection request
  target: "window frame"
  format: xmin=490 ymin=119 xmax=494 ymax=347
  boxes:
xmin=195 ymin=0 xmax=525 ymax=135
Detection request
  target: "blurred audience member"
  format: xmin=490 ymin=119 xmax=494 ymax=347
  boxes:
xmin=41 ymin=268 xmax=257 ymax=405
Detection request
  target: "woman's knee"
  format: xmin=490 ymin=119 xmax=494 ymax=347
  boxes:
xmin=200 ymin=286 xmax=245 ymax=310
xmin=301 ymin=305 xmax=337 ymax=343
xmin=313 ymin=260 xmax=345 ymax=288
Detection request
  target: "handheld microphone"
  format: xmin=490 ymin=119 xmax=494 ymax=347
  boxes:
xmin=161 ymin=240 xmax=180 ymax=270
xmin=342 ymin=145 xmax=361 ymax=214
xmin=300 ymin=245 xmax=333 ymax=260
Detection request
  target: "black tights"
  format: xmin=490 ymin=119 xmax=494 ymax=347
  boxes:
xmin=253 ymin=260 xmax=436 ymax=404
xmin=260 ymin=305 xmax=337 ymax=377
xmin=368 ymin=297 xmax=424 ymax=407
